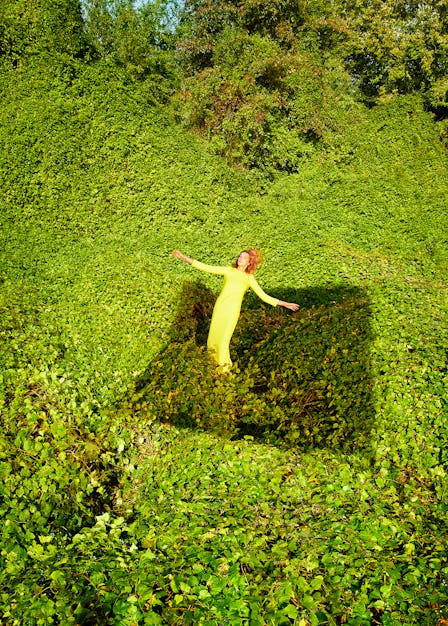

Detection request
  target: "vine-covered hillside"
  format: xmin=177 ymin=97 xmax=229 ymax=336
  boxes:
xmin=1 ymin=0 xmax=448 ymax=620
xmin=1 ymin=54 xmax=447 ymax=624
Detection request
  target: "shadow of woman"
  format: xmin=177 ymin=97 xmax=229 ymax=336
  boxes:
xmin=119 ymin=280 xmax=375 ymax=453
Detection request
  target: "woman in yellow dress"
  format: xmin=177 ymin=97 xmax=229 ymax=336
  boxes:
xmin=173 ymin=249 xmax=299 ymax=370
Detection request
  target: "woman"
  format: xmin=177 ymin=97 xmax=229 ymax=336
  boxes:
xmin=173 ymin=249 xmax=299 ymax=371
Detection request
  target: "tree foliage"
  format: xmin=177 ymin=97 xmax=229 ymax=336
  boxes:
xmin=2 ymin=0 xmax=447 ymax=165
xmin=338 ymin=0 xmax=448 ymax=107
xmin=178 ymin=0 xmax=305 ymax=71
xmin=0 ymin=0 xmax=88 ymax=60
xmin=174 ymin=0 xmax=448 ymax=168
xmin=82 ymin=0 xmax=178 ymax=84
xmin=0 ymin=0 xmax=179 ymax=99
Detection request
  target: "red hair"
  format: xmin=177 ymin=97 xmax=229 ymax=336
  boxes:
xmin=234 ymin=248 xmax=263 ymax=274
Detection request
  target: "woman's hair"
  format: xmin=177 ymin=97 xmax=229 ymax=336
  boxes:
xmin=234 ymin=248 xmax=263 ymax=274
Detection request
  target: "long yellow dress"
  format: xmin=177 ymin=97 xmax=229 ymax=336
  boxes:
xmin=191 ymin=260 xmax=279 ymax=369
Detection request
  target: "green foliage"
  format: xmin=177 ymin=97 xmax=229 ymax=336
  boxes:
xmin=175 ymin=0 xmax=448 ymax=169
xmin=127 ymin=284 xmax=375 ymax=451
xmin=0 ymin=0 xmax=88 ymax=60
xmin=115 ymin=428 xmax=448 ymax=624
xmin=0 ymin=58 xmax=447 ymax=623
xmin=178 ymin=0 xmax=305 ymax=71
xmin=338 ymin=0 xmax=448 ymax=110
xmin=175 ymin=25 xmax=361 ymax=170
xmin=82 ymin=0 xmax=179 ymax=88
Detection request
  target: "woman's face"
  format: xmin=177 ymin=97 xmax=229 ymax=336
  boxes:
xmin=237 ymin=251 xmax=250 ymax=269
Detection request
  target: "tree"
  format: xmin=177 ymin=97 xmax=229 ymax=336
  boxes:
xmin=0 ymin=0 xmax=88 ymax=60
xmin=178 ymin=0 xmax=306 ymax=72
xmin=82 ymin=0 xmax=179 ymax=87
xmin=174 ymin=0 xmax=362 ymax=170
xmin=335 ymin=0 xmax=448 ymax=109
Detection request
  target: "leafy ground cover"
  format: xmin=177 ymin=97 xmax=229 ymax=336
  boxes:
xmin=0 ymin=57 xmax=447 ymax=624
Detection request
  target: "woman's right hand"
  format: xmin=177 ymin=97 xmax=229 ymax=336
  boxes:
xmin=173 ymin=250 xmax=193 ymax=264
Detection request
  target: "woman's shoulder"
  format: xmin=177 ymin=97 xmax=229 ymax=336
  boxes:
xmin=246 ymin=271 xmax=259 ymax=281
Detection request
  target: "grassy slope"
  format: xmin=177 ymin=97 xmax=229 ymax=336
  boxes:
xmin=0 ymin=57 xmax=260 ymax=404
xmin=1 ymin=58 xmax=447 ymax=624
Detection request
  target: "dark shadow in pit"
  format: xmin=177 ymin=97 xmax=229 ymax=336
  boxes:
xmin=120 ymin=280 xmax=375 ymax=453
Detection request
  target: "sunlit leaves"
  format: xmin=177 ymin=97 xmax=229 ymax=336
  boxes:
xmin=0 ymin=0 xmax=87 ymax=59
xmin=1 ymin=53 xmax=447 ymax=624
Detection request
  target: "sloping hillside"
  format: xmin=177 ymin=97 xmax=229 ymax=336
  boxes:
xmin=1 ymin=57 xmax=447 ymax=624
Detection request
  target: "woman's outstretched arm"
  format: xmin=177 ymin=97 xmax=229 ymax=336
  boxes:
xmin=173 ymin=250 xmax=229 ymax=276
xmin=248 ymin=275 xmax=299 ymax=311
xmin=173 ymin=250 xmax=194 ymax=264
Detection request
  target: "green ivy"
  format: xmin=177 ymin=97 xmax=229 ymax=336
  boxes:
xmin=0 ymin=57 xmax=447 ymax=623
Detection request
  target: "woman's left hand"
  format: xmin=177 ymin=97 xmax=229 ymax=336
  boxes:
xmin=279 ymin=301 xmax=299 ymax=311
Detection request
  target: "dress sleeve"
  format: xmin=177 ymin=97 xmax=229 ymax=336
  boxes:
xmin=191 ymin=260 xmax=229 ymax=276
xmin=248 ymin=275 xmax=279 ymax=306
